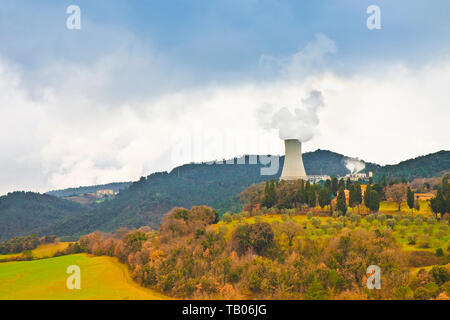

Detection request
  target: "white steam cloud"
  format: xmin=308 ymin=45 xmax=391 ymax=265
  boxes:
xmin=344 ymin=158 xmax=365 ymax=174
xmin=258 ymin=90 xmax=325 ymax=142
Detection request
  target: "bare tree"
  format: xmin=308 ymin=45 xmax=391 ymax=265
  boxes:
xmin=385 ymin=183 xmax=407 ymax=212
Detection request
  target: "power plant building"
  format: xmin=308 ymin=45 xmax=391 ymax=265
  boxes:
xmin=280 ymin=139 xmax=308 ymax=181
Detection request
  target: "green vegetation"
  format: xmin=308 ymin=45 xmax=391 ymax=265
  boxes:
xmin=0 ymin=192 xmax=85 ymax=241
xmin=371 ymin=150 xmax=450 ymax=182
xmin=0 ymin=254 xmax=169 ymax=300
xmin=76 ymin=205 xmax=449 ymax=299
xmin=2 ymin=150 xmax=448 ymax=241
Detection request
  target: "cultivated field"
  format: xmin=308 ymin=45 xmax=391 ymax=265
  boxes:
xmin=0 ymin=254 xmax=170 ymax=300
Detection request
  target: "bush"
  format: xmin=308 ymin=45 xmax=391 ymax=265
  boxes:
xmin=414 ymin=214 xmax=424 ymax=225
xmin=417 ymin=235 xmax=431 ymax=249
xmin=365 ymin=214 xmax=375 ymax=223
xmin=435 ymin=248 xmax=444 ymax=257
xmin=311 ymin=217 xmax=321 ymax=228
xmin=400 ymin=219 xmax=410 ymax=226
xmin=386 ymin=219 xmax=396 ymax=229
xmin=427 ymin=216 xmax=437 ymax=225
xmin=231 ymin=222 xmax=275 ymax=257
xmin=407 ymin=234 xmax=417 ymax=245
xmin=413 ymin=283 xmax=439 ymax=300
xmin=394 ymin=286 xmax=413 ymax=300
xmin=441 ymin=281 xmax=450 ymax=296
xmin=377 ymin=214 xmax=386 ymax=223
xmin=222 ymin=212 xmax=232 ymax=223
xmin=430 ymin=266 xmax=450 ymax=285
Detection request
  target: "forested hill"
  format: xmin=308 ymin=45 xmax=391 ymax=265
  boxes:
xmin=46 ymin=182 xmax=132 ymax=198
xmin=0 ymin=192 xmax=85 ymax=241
xmin=4 ymin=149 xmax=449 ymax=240
xmin=371 ymin=150 xmax=450 ymax=181
xmin=37 ymin=150 xmax=366 ymax=238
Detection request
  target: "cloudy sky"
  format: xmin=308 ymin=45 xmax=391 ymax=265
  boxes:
xmin=0 ymin=0 xmax=449 ymax=195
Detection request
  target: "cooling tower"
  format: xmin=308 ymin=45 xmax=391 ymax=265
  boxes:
xmin=280 ymin=139 xmax=308 ymax=181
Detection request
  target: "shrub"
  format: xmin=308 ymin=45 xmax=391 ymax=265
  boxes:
xmin=427 ymin=216 xmax=437 ymax=225
xmin=435 ymin=248 xmax=444 ymax=257
xmin=414 ymin=214 xmax=424 ymax=225
xmin=441 ymin=281 xmax=450 ymax=296
xmin=430 ymin=266 xmax=450 ymax=285
xmin=400 ymin=219 xmax=410 ymax=226
xmin=365 ymin=214 xmax=375 ymax=223
xmin=386 ymin=219 xmax=396 ymax=229
xmin=222 ymin=213 xmax=232 ymax=223
xmin=311 ymin=217 xmax=321 ymax=228
xmin=407 ymin=234 xmax=417 ymax=245
xmin=377 ymin=214 xmax=386 ymax=223
xmin=394 ymin=286 xmax=413 ymax=300
xmin=408 ymin=251 xmax=442 ymax=267
xmin=417 ymin=235 xmax=431 ymax=249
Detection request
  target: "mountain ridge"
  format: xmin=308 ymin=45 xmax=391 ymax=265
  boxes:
xmin=0 ymin=149 xmax=448 ymax=241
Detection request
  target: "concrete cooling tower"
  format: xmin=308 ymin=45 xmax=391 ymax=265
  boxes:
xmin=280 ymin=139 xmax=308 ymax=181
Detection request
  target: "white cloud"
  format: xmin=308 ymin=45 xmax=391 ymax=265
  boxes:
xmin=0 ymin=35 xmax=449 ymax=195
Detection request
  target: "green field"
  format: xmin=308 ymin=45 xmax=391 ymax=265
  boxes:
xmin=0 ymin=254 xmax=170 ymax=300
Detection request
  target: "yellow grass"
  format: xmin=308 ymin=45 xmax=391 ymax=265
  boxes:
xmin=0 ymin=242 xmax=73 ymax=261
xmin=0 ymin=254 xmax=171 ymax=300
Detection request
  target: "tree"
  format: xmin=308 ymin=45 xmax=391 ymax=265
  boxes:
xmin=368 ymin=190 xmax=380 ymax=213
xmin=430 ymin=188 xmax=446 ymax=220
xmin=338 ymin=179 xmax=345 ymax=190
xmin=385 ymin=184 xmax=407 ymax=212
xmin=336 ymin=187 xmax=347 ymax=215
xmin=249 ymin=222 xmax=275 ymax=256
xmin=331 ymin=177 xmax=338 ymax=196
xmin=355 ymin=182 xmax=363 ymax=214
xmin=231 ymin=222 xmax=275 ymax=257
xmin=407 ymin=187 xmax=415 ymax=213
xmin=308 ymin=188 xmax=316 ymax=208
xmin=279 ymin=220 xmax=301 ymax=247
xmin=364 ymin=184 xmax=372 ymax=210
xmin=304 ymin=277 xmax=327 ymax=300
xmin=318 ymin=188 xmax=331 ymax=209
xmin=381 ymin=175 xmax=387 ymax=188
xmin=348 ymin=184 xmax=357 ymax=213
xmin=262 ymin=180 xmax=276 ymax=208
xmin=346 ymin=178 xmax=352 ymax=190
xmin=298 ymin=180 xmax=308 ymax=205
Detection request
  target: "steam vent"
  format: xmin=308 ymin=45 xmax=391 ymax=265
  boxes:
xmin=280 ymin=139 xmax=308 ymax=181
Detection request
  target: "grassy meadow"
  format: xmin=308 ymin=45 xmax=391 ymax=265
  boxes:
xmin=0 ymin=254 xmax=169 ymax=300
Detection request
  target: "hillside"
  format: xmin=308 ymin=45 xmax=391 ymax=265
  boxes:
xmin=371 ymin=150 xmax=450 ymax=181
xmin=39 ymin=150 xmax=375 ymax=237
xmin=0 ymin=192 xmax=85 ymax=241
xmin=0 ymin=254 xmax=169 ymax=299
xmin=46 ymin=182 xmax=132 ymax=198
xmin=4 ymin=149 xmax=449 ymax=240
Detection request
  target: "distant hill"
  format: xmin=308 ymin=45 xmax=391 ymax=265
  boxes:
xmin=3 ymin=149 xmax=449 ymax=240
xmin=0 ymin=192 xmax=85 ymax=241
xmin=370 ymin=150 xmax=450 ymax=182
xmin=36 ymin=150 xmax=376 ymax=237
xmin=46 ymin=182 xmax=132 ymax=198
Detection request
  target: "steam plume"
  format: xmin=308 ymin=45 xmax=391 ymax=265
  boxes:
xmin=259 ymin=90 xmax=325 ymax=142
xmin=344 ymin=158 xmax=365 ymax=174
